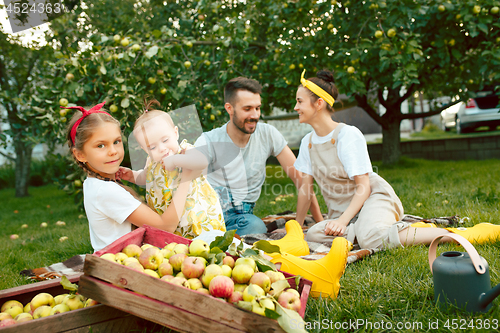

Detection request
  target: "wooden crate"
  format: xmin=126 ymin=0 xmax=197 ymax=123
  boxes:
xmin=79 ymin=225 xmax=312 ymax=333
xmin=0 ymin=274 xmax=159 ymax=333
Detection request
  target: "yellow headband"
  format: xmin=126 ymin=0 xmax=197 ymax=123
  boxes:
xmin=300 ymin=69 xmax=335 ymax=107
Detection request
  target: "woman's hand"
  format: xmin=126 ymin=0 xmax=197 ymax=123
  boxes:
xmin=116 ymin=167 xmax=135 ymax=182
xmin=324 ymin=219 xmax=348 ymax=236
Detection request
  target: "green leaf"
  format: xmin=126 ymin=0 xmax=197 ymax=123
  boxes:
xmin=275 ymin=302 xmax=308 ymax=333
xmin=477 ymin=23 xmax=488 ymax=35
xmin=271 ymin=279 xmax=291 ymax=295
xmin=152 ymin=30 xmax=162 ymax=39
xmin=253 ymin=240 xmax=281 ymax=254
xmin=210 ymin=246 xmax=223 ymax=254
xmin=60 ymin=275 xmax=79 ymax=293
xmin=99 ymin=64 xmax=107 ymax=75
xmin=145 ymin=46 xmax=159 ymax=58
xmin=209 ymin=229 xmax=236 ymax=252
xmin=264 ymin=307 xmax=281 ymax=319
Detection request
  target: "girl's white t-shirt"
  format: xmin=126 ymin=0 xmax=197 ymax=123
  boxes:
xmin=294 ymin=125 xmax=373 ymax=179
xmin=83 ymin=178 xmax=141 ymax=252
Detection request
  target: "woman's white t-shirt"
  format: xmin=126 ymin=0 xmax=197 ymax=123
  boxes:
xmin=83 ymin=178 xmax=141 ymax=252
xmin=294 ymin=125 xmax=373 ymax=179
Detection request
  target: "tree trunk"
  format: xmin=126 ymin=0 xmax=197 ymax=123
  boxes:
xmin=381 ymin=119 xmax=401 ymax=165
xmin=14 ymin=140 xmax=33 ymax=197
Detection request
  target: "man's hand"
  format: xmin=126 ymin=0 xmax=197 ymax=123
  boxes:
xmin=324 ymin=219 xmax=348 ymax=236
xmin=116 ymin=167 xmax=135 ymax=183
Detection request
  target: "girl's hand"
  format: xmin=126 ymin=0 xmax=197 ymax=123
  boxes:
xmin=324 ymin=219 xmax=348 ymax=236
xmin=161 ymin=155 xmax=177 ymax=172
xmin=116 ymin=167 xmax=135 ymax=182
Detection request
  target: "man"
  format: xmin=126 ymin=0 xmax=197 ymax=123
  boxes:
xmin=195 ymin=77 xmax=322 ymax=236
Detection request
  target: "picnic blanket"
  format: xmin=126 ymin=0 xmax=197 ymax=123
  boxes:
xmin=20 ymin=213 xmax=462 ymax=281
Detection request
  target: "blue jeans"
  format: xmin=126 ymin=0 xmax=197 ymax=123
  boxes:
xmin=223 ymin=202 xmax=267 ymax=236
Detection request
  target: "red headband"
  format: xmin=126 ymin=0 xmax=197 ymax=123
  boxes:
xmin=62 ymin=102 xmax=111 ymax=145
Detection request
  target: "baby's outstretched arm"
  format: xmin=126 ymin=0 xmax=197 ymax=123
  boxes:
xmin=162 ymin=147 xmax=208 ymax=172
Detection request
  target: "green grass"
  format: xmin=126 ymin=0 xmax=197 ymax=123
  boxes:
xmin=2 ymin=159 xmax=500 ymax=331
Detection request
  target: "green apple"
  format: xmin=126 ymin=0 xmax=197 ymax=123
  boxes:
xmin=30 ymin=293 xmax=55 ymax=311
xmin=73 ymin=179 xmax=82 ymax=187
xmin=491 ymin=6 xmax=499 ymax=14
xmin=126 ymin=261 xmax=144 ymax=272
xmin=232 ymin=264 xmax=254 ymax=284
xmin=148 ymin=77 xmax=156 ymax=84
xmin=234 ymin=283 xmax=247 ymax=293
xmin=123 ymin=257 xmax=140 ymax=266
xmin=21 ymin=224 xmax=28 ymax=229
xmin=188 ymin=239 xmax=209 ymax=258
xmin=185 ymin=41 xmax=193 ymax=48
xmin=23 ymin=302 xmax=31 ymax=313
xmin=160 ymin=88 xmax=167 ymax=94
xmin=32 ymin=305 xmax=52 ymax=319
xmin=204 ymin=60 xmax=211 ymax=66
xmin=327 ymin=23 xmax=334 ymax=30
xmin=347 ymin=66 xmax=355 ymax=74
xmin=50 ymin=303 xmax=70 ymax=315
xmin=289 ymin=64 xmax=296 ymax=70
xmin=131 ymin=44 xmax=141 ymax=52
xmin=196 ymin=288 xmax=210 ymax=295
xmin=252 ymin=65 xmax=258 ymax=70
xmin=65 ymin=73 xmax=74 ymax=80
xmin=186 ymin=278 xmax=203 ymax=290
xmin=121 ymin=38 xmax=130 ymax=47
xmin=110 ymin=104 xmax=118 ymax=113
xmin=374 ymin=30 xmax=383 ymax=38
xmin=60 ymin=116 xmax=67 ymax=123
xmin=473 ymin=5 xmax=481 ymax=14
xmin=200 ymin=264 xmax=223 ymax=288
xmin=100 ymin=253 xmax=116 ymax=262
xmin=235 ymin=257 xmax=256 ymax=271
xmin=265 ymin=270 xmax=281 ymax=284
xmin=184 ymin=61 xmax=192 ymax=69
xmin=221 ymin=264 xmax=232 ymax=278
xmin=59 ymin=98 xmax=69 ymax=107
xmin=59 ymin=109 xmax=67 ymax=117
xmin=258 ymin=297 xmax=275 ymax=311
xmin=242 ymin=284 xmax=265 ymax=302
xmin=157 ymin=69 xmax=164 ymax=75
xmin=387 ymin=28 xmax=396 ymax=38
xmin=160 ymin=248 xmax=173 ymax=259
xmin=438 ymin=5 xmax=445 ymax=12
xmin=113 ymin=34 xmax=121 ymax=42
xmin=210 ymin=114 xmax=215 ymax=121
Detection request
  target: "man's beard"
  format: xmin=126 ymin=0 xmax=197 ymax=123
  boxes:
xmin=233 ymin=112 xmax=258 ymax=134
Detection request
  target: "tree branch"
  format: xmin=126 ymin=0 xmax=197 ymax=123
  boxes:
xmin=401 ymin=99 xmax=462 ymax=120
xmin=0 ymin=150 xmax=15 ymax=162
xmin=354 ymin=93 xmax=383 ymax=126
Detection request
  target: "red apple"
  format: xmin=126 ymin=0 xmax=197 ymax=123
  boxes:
xmin=196 ymin=288 xmax=210 ymax=295
xmin=249 ymin=272 xmax=271 ymax=293
xmin=227 ymin=290 xmax=243 ymax=303
xmin=158 ymin=262 xmax=174 ymax=277
xmin=222 ymin=256 xmax=235 ymax=268
xmin=278 ymin=291 xmax=301 ymax=312
xmin=169 ymin=253 xmax=188 ymax=272
xmin=0 ymin=319 xmax=17 ymax=327
xmin=161 ymin=275 xmax=175 ymax=283
xmin=139 ymin=247 xmax=163 ymax=270
xmin=200 ymin=264 xmax=223 ymax=288
xmin=209 ymin=276 xmax=234 ymax=298
xmin=181 ymin=257 xmax=206 ymax=278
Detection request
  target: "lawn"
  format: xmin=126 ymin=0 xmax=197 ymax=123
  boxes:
xmin=1 ymin=158 xmax=500 ymax=332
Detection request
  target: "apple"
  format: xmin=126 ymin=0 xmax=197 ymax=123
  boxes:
xmin=158 ymin=261 xmax=174 ymax=277
xmin=0 ymin=319 xmax=16 ymax=327
xmin=4 ymin=306 xmax=22 ymax=318
xmin=223 ymin=256 xmax=235 ymax=269
xmin=234 ymin=284 xmax=247 ymax=293
xmin=228 ymin=290 xmax=244 ymax=303
xmin=143 ymin=269 xmax=160 ymax=278
xmin=210 ymin=115 xmax=215 ymax=121
xmin=65 ymin=73 xmax=74 ymax=81
xmin=204 ymin=60 xmax=211 ymax=66
xmin=242 ymin=284 xmax=265 ymax=302
xmin=491 ymin=6 xmax=499 ymax=14
xmin=160 ymin=248 xmax=174 ymax=259
xmin=347 ymin=66 xmax=355 ymax=74
xmin=327 ymin=23 xmax=334 ymax=30
xmin=235 ymin=258 xmax=256 ymax=271
xmin=115 ymin=252 xmax=128 ymax=264
xmin=170 ymin=277 xmax=188 ymax=287
xmin=59 ymin=98 xmax=68 ymax=107
xmin=278 ymin=291 xmax=301 ymax=312
xmin=131 ymin=44 xmax=141 ymax=52
xmin=40 ymin=222 xmax=48 ymax=228
xmin=63 ymin=294 xmax=85 ymax=310
xmin=161 ymin=275 xmax=175 ymax=283
xmin=160 ymin=88 xmax=167 ymax=94
xmin=196 ymin=288 xmax=210 ymax=295
xmin=23 ymin=302 xmax=31 ymax=313
xmin=21 ymin=224 xmax=28 ymax=229
xmin=84 ymin=298 xmax=99 ymax=308
xmin=123 ymin=244 xmax=142 ymax=258
xmin=169 ymin=253 xmax=188 ymax=271
xmin=251 ymin=299 xmax=266 ymax=316
xmin=54 ymin=294 xmax=69 ymax=305
xmin=184 ymin=61 xmax=192 ymax=69
xmin=100 ymin=253 xmax=116 ymax=262
xmin=209 ymin=276 xmax=234 ymax=298
xmin=141 ymin=243 xmax=155 ymax=251
xmin=259 ymin=297 xmax=275 ymax=311
xmin=148 ymin=77 xmax=156 ymax=84
xmin=164 ymin=242 xmax=178 ymax=251
xmin=181 ymin=257 xmax=206 ymax=278
xmin=188 ymin=239 xmax=209 ymax=258
xmin=252 ymin=65 xmax=258 ymax=70
xmin=186 ymin=278 xmax=203 ymax=290
xmin=32 ymin=305 xmax=52 ymax=319
xmin=438 ymin=4 xmax=445 ymax=12
xmin=121 ymin=38 xmax=130 ymax=47
xmin=173 ymin=243 xmax=189 ymax=255
xmin=157 ymin=69 xmax=164 ymax=75
xmin=73 ymin=179 xmax=81 ymax=186
xmin=221 ymin=265 xmax=232 ymax=278
xmin=113 ymin=34 xmax=121 ymax=42
xmin=264 ymin=270 xmax=281 ymax=284
xmin=200 ymin=264 xmax=223 ymax=288
xmin=139 ymin=247 xmax=163 ymax=270
xmin=60 ymin=116 xmax=67 ymax=123
xmin=232 ymin=264 xmax=254 ymax=284
xmin=289 ymin=64 xmax=296 ymax=70
xmin=374 ymin=30 xmax=383 ymax=38
xmin=0 ymin=313 xmax=12 ymax=321
xmin=198 ymin=14 xmax=205 ymax=21
xmin=387 ymin=28 xmax=396 ymax=38
xmin=30 ymin=293 xmax=55 ymax=311
xmin=277 ymin=272 xmax=286 ymax=280
xmin=249 ymin=272 xmax=271 ymax=293
xmin=473 ymin=5 xmax=481 ymax=14
xmin=55 ymin=221 xmax=66 ymax=226
xmin=9 ymin=234 xmax=19 ymax=240
xmin=123 ymin=257 xmax=140 ymax=266
xmin=286 ymin=288 xmax=301 ymax=298
xmin=14 ymin=312 xmax=33 ymax=322
xmin=176 ymin=272 xmax=186 ymax=279
xmin=448 ymin=39 xmax=455 ymax=47
xmin=50 ymin=303 xmax=70 ymax=315
xmin=110 ymin=105 xmax=118 ymax=113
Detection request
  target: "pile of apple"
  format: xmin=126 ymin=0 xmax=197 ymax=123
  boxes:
xmin=100 ymin=239 xmax=302 ymax=316
xmin=0 ymin=292 xmax=98 ymax=327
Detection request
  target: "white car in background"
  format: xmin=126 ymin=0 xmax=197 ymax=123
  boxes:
xmin=440 ymin=88 xmax=500 ymax=134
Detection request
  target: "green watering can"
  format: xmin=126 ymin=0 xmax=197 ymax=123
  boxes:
xmin=428 ymin=233 xmax=500 ymax=313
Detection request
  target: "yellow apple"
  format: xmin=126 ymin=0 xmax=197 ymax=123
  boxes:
xmin=59 ymin=98 xmax=69 ymax=107
xmin=30 ymin=293 xmax=55 ymax=311
xmin=491 ymin=6 xmax=499 ymax=14
xmin=65 ymin=73 xmax=74 ymax=80
xmin=113 ymin=34 xmax=121 ymax=42
xmin=184 ymin=61 xmax=192 ymax=69
xmin=347 ymin=66 xmax=355 ymax=74
xmin=387 ymin=28 xmax=396 ymax=38
xmin=121 ymin=38 xmax=130 ymax=47
xmin=100 ymin=253 xmax=116 ymax=262
xmin=54 ymin=294 xmax=69 ymax=305
xmin=32 ymin=305 xmax=52 ymax=319
xmin=110 ymin=104 xmax=118 ymax=113
xmin=4 ymin=306 xmax=23 ymax=318
xmin=473 ymin=5 xmax=481 ymax=14
xmin=148 ymin=77 xmax=156 ymax=84
xmin=374 ymin=30 xmax=383 ymax=38
xmin=438 ymin=5 xmax=445 ymax=12
xmin=50 ymin=303 xmax=71 ymax=315
xmin=160 ymin=88 xmax=167 ymax=94
xmin=131 ymin=44 xmax=141 ymax=52
xmin=14 ymin=312 xmax=33 ymax=322
xmin=63 ymin=295 xmax=85 ymax=311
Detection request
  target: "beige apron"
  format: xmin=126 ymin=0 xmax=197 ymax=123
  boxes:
xmin=304 ymin=123 xmax=410 ymax=249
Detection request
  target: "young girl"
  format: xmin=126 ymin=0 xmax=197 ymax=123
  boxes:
xmin=117 ymin=100 xmax=226 ymax=239
xmin=293 ymin=69 xmax=459 ymax=249
xmin=65 ymin=102 xmax=192 ymax=252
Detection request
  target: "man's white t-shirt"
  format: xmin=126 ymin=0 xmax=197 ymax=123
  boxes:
xmin=294 ymin=125 xmax=373 ymax=179
xmin=194 ymin=122 xmax=287 ymax=206
xmin=83 ymin=178 xmax=141 ymax=252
